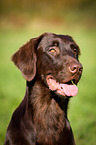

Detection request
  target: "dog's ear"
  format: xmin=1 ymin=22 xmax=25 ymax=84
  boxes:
xmin=12 ymin=33 xmax=45 ymax=81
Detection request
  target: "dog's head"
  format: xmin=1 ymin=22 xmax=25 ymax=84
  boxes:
xmin=12 ymin=33 xmax=83 ymax=97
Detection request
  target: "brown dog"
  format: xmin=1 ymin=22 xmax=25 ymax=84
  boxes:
xmin=4 ymin=33 xmax=83 ymax=145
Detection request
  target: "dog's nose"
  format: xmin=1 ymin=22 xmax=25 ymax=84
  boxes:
xmin=69 ymin=63 xmax=83 ymax=74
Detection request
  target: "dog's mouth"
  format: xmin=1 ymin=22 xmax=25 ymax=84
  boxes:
xmin=46 ymin=75 xmax=78 ymax=97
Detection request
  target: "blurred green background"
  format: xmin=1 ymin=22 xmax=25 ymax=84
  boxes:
xmin=0 ymin=0 xmax=96 ymax=144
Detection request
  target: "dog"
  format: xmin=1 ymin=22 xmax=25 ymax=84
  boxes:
xmin=4 ymin=33 xmax=83 ymax=145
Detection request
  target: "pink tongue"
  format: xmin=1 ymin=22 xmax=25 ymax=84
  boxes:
xmin=59 ymin=84 xmax=78 ymax=96
xmin=47 ymin=78 xmax=78 ymax=97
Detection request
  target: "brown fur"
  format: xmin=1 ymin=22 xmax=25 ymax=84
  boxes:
xmin=4 ymin=33 xmax=82 ymax=145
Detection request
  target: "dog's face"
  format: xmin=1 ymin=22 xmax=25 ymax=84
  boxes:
xmin=12 ymin=33 xmax=83 ymax=97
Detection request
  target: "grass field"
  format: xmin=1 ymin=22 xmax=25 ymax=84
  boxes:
xmin=0 ymin=25 xmax=96 ymax=144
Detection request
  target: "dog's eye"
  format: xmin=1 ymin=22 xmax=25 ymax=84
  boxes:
xmin=70 ymin=44 xmax=78 ymax=57
xmin=49 ymin=48 xmax=56 ymax=53
xmin=73 ymin=48 xmax=77 ymax=53
xmin=48 ymin=46 xmax=60 ymax=56
xmin=73 ymin=48 xmax=78 ymax=57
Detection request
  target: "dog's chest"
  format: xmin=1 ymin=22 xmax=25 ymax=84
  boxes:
xmin=35 ymin=99 xmax=71 ymax=145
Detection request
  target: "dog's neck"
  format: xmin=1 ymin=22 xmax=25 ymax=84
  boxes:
xmin=26 ymin=78 xmax=72 ymax=144
xmin=26 ymin=77 xmax=69 ymax=118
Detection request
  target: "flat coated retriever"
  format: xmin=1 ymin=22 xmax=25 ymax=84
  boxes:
xmin=4 ymin=33 xmax=83 ymax=145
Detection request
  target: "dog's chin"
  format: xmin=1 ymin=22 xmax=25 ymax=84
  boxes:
xmin=46 ymin=75 xmax=79 ymax=98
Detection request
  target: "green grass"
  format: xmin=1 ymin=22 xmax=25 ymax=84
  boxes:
xmin=0 ymin=26 xmax=96 ymax=145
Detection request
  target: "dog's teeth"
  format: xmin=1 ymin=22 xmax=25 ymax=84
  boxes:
xmin=71 ymin=80 xmax=74 ymax=85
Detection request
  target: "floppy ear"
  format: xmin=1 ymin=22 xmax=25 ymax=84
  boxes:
xmin=12 ymin=34 xmax=45 ymax=81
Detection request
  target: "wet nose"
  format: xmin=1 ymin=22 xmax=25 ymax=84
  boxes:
xmin=69 ymin=63 xmax=83 ymax=74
